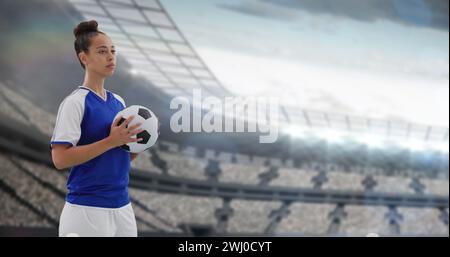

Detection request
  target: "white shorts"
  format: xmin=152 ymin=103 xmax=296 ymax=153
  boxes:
xmin=59 ymin=202 xmax=137 ymax=237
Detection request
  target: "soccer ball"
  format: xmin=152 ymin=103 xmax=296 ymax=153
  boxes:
xmin=114 ymin=105 xmax=159 ymax=153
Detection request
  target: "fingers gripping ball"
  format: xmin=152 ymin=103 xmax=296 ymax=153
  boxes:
xmin=114 ymin=105 xmax=159 ymax=153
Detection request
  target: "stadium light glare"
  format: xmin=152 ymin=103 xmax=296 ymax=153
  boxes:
xmin=130 ymin=69 xmax=139 ymax=75
xmin=401 ymin=140 xmax=427 ymax=152
xmin=357 ymin=134 xmax=384 ymax=149
xmin=319 ymin=130 xmax=345 ymax=144
xmin=284 ymin=125 xmax=306 ymax=139
xmin=432 ymin=142 xmax=449 ymax=153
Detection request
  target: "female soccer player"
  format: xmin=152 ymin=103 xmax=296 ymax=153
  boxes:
xmin=50 ymin=20 xmax=143 ymax=237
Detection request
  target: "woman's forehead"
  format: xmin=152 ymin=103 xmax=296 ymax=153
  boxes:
xmin=91 ymin=34 xmax=114 ymax=48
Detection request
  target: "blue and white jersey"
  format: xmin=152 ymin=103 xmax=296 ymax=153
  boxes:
xmin=50 ymin=86 xmax=130 ymax=208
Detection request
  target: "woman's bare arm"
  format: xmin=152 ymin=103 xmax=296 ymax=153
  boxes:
xmin=52 ymin=138 xmax=115 ymax=170
xmin=51 ymin=115 xmax=143 ymax=170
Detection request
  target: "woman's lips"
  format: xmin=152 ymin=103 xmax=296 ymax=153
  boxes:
xmin=106 ymin=64 xmax=115 ymax=68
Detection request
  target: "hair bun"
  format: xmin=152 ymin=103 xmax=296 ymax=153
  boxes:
xmin=73 ymin=20 xmax=99 ymax=38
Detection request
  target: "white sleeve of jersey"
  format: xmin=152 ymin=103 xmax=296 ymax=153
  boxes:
xmin=50 ymin=95 xmax=84 ymax=147
xmin=113 ymin=93 xmax=126 ymax=108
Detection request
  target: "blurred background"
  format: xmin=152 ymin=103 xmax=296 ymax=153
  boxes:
xmin=0 ymin=0 xmax=448 ymax=236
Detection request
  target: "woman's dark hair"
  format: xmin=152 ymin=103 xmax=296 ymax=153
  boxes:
xmin=73 ymin=20 xmax=104 ymax=69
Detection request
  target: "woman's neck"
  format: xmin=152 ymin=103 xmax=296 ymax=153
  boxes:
xmin=82 ymin=71 xmax=106 ymax=98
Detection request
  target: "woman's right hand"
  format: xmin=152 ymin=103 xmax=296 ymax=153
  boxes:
xmin=108 ymin=115 xmax=144 ymax=148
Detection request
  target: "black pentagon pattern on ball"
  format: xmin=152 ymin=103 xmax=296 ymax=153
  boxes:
xmin=117 ymin=117 xmax=127 ymax=128
xmin=137 ymin=130 xmax=151 ymax=144
xmin=138 ymin=108 xmax=152 ymax=120
xmin=118 ymin=117 xmax=130 ymax=151
xmin=121 ymin=144 xmax=130 ymax=152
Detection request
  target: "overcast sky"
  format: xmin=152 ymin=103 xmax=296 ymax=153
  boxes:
xmin=161 ymin=0 xmax=449 ymax=127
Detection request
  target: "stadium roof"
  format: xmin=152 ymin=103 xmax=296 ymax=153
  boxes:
xmin=68 ymin=0 xmax=230 ymax=98
xmin=68 ymin=0 xmax=449 ymax=149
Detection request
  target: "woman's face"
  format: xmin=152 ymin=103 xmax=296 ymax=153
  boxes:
xmin=80 ymin=33 xmax=116 ymax=77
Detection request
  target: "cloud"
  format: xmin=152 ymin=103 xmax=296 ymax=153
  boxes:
xmin=220 ymin=0 xmax=449 ymax=31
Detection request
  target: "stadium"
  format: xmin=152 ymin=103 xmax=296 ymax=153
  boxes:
xmin=0 ymin=0 xmax=448 ymax=237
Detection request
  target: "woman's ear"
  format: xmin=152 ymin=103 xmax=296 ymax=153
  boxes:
xmin=78 ymin=52 xmax=88 ymax=68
